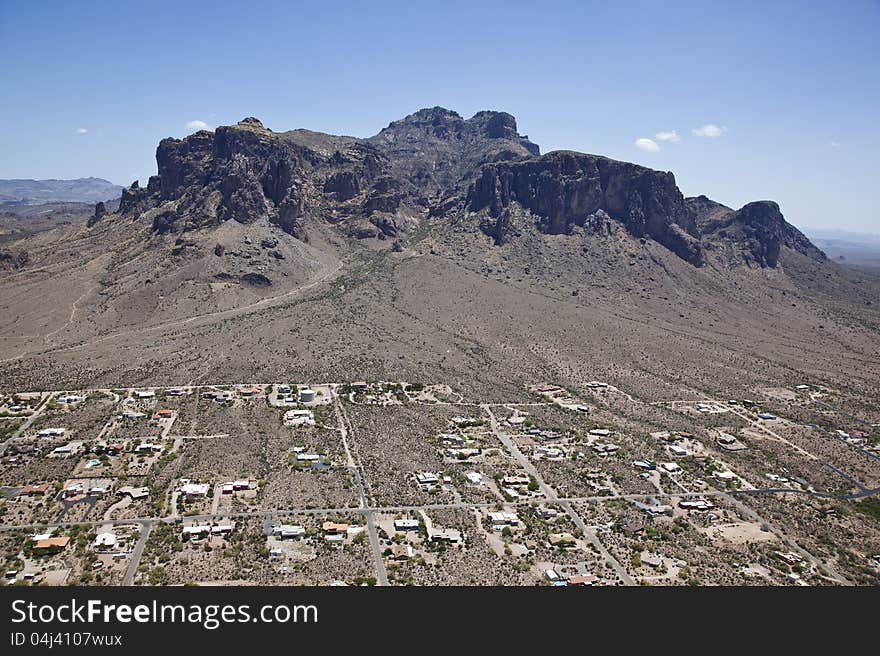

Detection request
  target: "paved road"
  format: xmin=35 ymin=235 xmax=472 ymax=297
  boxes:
xmin=3 ymin=485 xmax=879 ymax=534
xmin=0 ymin=391 xmax=52 ymax=455
xmin=3 ymin=383 xmax=876 ymax=586
xmin=483 ymin=404 xmax=636 ymax=586
xmin=333 ymin=390 xmax=388 ymax=586
xmin=704 ymin=398 xmax=818 ymax=462
xmin=122 ymin=520 xmax=153 ymax=586
xmin=684 ymin=392 xmax=875 ymax=496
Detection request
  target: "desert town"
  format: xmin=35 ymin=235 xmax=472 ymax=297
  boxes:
xmin=0 ymin=379 xmax=877 ymax=586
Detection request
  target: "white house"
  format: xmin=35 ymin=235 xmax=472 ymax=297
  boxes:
xmin=273 ymin=525 xmax=305 ymax=539
xmin=180 ymin=482 xmax=210 ymax=497
xmin=94 ymin=532 xmax=117 ymax=550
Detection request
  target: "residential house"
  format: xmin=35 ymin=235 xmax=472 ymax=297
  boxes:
xmin=390 ymin=544 xmax=413 ymax=561
xmin=273 ymin=525 xmax=305 ymax=539
xmin=32 ymin=536 xmax=70 ymax=552
xmin=393 ymin=519 xmax=420 ymax=532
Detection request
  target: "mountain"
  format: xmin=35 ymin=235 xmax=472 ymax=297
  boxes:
xmin=92 ymin=109 xmax=823 ymax=271
xmin=687 ymin=196 xmax=826 ymax=268
xmin=0 ymin=177 xmax=123 ymax=207
xmin=0 ymin=109 xmax=876 ymax=406
xmin=106 ymin=109 xmax=541 ymax=244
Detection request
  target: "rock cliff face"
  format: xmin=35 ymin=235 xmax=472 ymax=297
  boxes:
xmin=116 ymin=117 xmax=390 ymax=241
xmin=102 ymin=108 xmax=822 ymax=270
xmin=108 ymin=109 xmax=542 ymax=245
xmin=467 ymin=151 xmax=703 ymax=265
xmin=688 ymin=196 xmax=825 ymax=267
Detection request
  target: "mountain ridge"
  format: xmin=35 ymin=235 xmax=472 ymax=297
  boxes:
xmin=92 ymin=108 xmax=824 ymax=272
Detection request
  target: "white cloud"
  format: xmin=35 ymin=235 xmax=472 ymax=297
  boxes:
xmin=693 ymin=124 xmax=727 ymax=138
xmin=635 ymin=138 xmax=661 ymax=152
xmin=830 ymin=141 xmax=841 ymax=148
xmin=75 ymin=128 xmax=88 ymax=134
xmin=185 ymin=119 xmax=211 ymax=131
xmin=655 ymin=130 xmax=680 ymax=142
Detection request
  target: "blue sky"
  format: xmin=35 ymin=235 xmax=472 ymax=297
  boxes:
xmin=1 ymin=0 xmax=877 ymax=233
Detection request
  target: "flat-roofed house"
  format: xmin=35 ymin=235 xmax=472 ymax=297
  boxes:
xmin=273 ymin=525 xmax=305 ymax=539
xmin=180 ymin=482 xmax=210 ymax=497
xmin=93 ymin=532 xmax=117 ymax=550
xmin=568 ymin=574 xmax=598 ymax=586
xmin=182 ymin=525 xmax=211 ymax=539
xmin=415 ymin=472 xmax=439 ymax=487
xmin=393 ymin=519 xmax=420 ymax=532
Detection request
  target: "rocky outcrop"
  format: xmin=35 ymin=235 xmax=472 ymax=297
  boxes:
xmin=118 ymin=180 xmax=150 ymax=215
xmin=468 ymin=151 xmax=704 ymax=265
xmin=156 ymin=130 xmax=214 ymax=199
xmin=87 ymin=201 xmax=107 ymax=227
xmin=727 ymin=201 xmax=786 ymax=267
xmin=152 ymin=210 xmax=178 ymax=234
xmin=323 ymin=171 xmax=360 ymax=201
xmin=241 ymin=272 xmax=272 ymax=287
xmin=363 ymin=176 xmax=403 ymax=213
xmin=219 ymin=155 xmax=271 ymax=224
xmin=689 ymin=196 xmax=825 ymax=267
xmin=368 ymin=107 xmax=540 ymax=194
xmin=685 ymin=194 xmax=731 ymax=229
xmin=0 ymin=248 xmax=28 ymax=269
xmin=212 ymin=271 xmax=272 ymax=286
xmin=480 ymin=208 xmax=515 ymax=245
xmin=112 ymin=117 xmax=386 ymax=241
xmin=469 ymin=111 xmax=540 ymax=150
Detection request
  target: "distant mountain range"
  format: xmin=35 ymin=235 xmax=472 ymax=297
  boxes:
xmin=0 ymin=177 xmax=123 ymax=206
xmin=802 ymin=227 xmax=880 ymax=272
xmin=802 ymin=227 xmax=880 ymax=246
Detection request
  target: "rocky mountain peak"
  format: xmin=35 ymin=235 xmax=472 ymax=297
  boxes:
xmin=469 ymin=111 xmax=539 ymax=154
xmin=368 ymin=107 xmax=540 ymax=194
xmin=237 ymin=117 xmax=267 ymax=130
xmin=371 ymin=107 xmax=538 ymax=151
xmin=385 ymin=106 xmax=464 ymax=137
xmin=689 ymin=197 xmax=825 ymax=267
